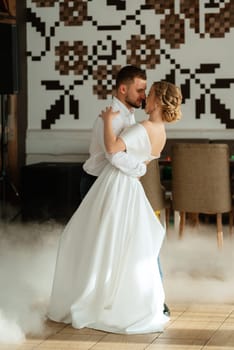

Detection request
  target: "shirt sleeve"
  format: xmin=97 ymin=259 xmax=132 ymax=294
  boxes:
xmin=106 ymin=152 xmax=147 ymax=177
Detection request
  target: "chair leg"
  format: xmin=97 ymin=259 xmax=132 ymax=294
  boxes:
xmin=165 ymin=207 xmax=170 ymax=229
xmin=216 ymin=213 xmax=223 ymax=248
xmin=188 ymin=213 xmax=199 ymax=227
xmin=179 ymin=211 xmax=185 ymax=239
xmin=229 ymin=210 xmax=233 ymax=236
xmin=194 ymin=213 xmax=199 ymax=227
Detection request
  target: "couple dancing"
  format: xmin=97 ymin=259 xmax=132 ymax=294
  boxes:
xmin=48 ymin=66 xmax=182 ymax=334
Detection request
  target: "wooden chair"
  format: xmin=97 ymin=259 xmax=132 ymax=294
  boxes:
xmin=140 ymin=159 xmax=171 ymax=229
xmin=171 ymin=143 xmax=232 ymax=248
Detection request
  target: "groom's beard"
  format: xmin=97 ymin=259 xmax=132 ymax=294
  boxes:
xmin=125 ymin=97 xmax=144 ymax=109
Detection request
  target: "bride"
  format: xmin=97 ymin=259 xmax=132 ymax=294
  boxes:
xmin=48 ymin=81 xmax=182 ymax=334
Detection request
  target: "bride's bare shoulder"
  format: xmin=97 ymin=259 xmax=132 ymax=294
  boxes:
xmin=140 ymin=120 xmax=152 ymax=130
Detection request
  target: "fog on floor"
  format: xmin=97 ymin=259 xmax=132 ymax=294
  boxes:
xmin=0 ymin=218 xmax=233 ymax=344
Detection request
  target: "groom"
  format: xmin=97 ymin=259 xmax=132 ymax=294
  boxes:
xmin=80 ymin=65 xmax=170 ymax=317
xmin=80 ymin=65 xmax=147 ymax=198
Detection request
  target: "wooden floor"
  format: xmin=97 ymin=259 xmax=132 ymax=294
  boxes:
xmin=0 ymin=303 xmax=233 ymax=350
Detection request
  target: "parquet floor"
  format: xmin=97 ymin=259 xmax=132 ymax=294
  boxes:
xmin=0 ymin=303 xmax=234 ymax=349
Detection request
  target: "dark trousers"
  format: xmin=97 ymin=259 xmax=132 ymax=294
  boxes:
xmin=80 ymin=168 xmax=98 ymax=200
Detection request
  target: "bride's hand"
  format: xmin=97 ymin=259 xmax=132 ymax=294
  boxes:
xmin=100 ymin=107 xmax=119 ymax=120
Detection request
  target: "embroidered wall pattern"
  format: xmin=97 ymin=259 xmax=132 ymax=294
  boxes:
xmin=27 ymin=0 xmax=234 ymax=131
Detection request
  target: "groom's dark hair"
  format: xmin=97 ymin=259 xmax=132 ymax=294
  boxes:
xmin=115 ymin=65 xmax=146 ymax=90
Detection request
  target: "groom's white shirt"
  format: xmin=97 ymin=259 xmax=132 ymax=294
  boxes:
xmin=83 ymin=97 xmax=146 ymax=177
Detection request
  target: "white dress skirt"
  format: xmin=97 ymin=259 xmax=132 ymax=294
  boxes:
xmin=48 ymin=123 xmax=169 ymax=334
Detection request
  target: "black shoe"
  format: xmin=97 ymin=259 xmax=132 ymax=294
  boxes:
xmin=163 ymin=303 xmax=170 ymax=316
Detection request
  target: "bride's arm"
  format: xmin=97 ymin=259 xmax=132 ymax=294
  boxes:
xmin=101 ymin=107 xmax=126 ymax=154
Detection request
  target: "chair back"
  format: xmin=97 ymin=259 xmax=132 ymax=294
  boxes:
xmin=172 ymin=143 xmax=232 ymax=213
xmin=140 ymin=159 xmax=166 ymax=211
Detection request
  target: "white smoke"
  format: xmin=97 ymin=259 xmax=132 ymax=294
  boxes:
xmin=0 ymin=219 xmax=233 ymax=344
xmin=161 ymin=222 xmax=234 ymax=304
xmin=0 ymin=220 xmax=61 ymax=344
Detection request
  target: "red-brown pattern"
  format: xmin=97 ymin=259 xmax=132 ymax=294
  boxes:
xmin=126 ymin=35 xmax=160 ymax=69
xmin=205 ymin=2 xmax=234 ymax=37
xmin=55 ymin=41 xmax=88 ymax=75
xmin=60 ymin=0 xmax=87 ymax=26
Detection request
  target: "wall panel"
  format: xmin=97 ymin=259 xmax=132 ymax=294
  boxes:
xmin=26 ymin=0 xmax=234 ymax=162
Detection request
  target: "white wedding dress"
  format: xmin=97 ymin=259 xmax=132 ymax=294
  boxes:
xmin=48 ymin=124 xmax=169 ymax=334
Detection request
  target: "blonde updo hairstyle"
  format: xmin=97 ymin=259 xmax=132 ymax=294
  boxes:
xmin=152 ymin=81 xmax=182 ymax=122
